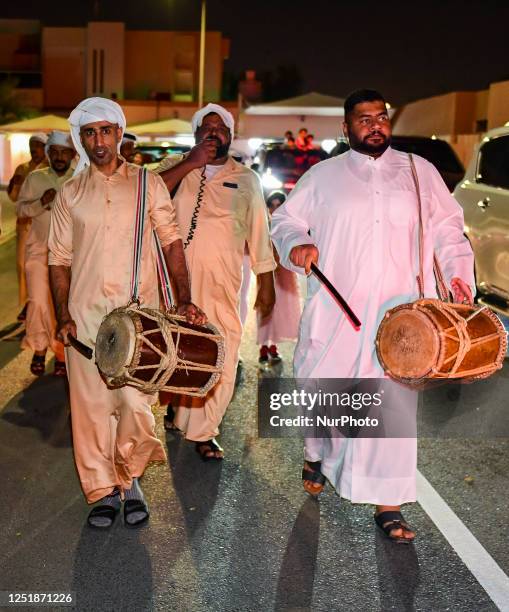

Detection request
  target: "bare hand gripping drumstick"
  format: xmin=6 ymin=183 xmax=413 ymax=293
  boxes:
xmin=68 ymin=334 xmax=93 ymax=360
xmin=310 ymin=263 xmax=361 ymax=331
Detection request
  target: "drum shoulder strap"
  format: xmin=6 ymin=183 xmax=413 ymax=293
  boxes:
xmin=130 ymin=168 xmax=174 ymax=309
xmin=408 ymin=153 xmax=450 ymax=302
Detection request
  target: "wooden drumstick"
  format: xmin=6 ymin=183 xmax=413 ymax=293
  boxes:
xmin=310 ymin=263 xmax=361 ymax=331
xmin=68 ymin=334 xmax=93 ymax=360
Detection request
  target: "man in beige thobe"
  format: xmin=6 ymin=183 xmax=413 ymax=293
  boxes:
xmin=49 ymin=97 xmax=206 ymax=529
xmin=17 ymin=131 xmax=75 ymax=376
xmin=156 ymin=103 xmax=276 ymax=460
xmin=8 ymin=133 xmax=49 ymax=315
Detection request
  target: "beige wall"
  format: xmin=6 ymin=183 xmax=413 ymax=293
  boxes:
xmin=450 ymin=133 xmax=482 ymax=169
xmin=124 ymin=30 xmax=224 ymax=102
xmin=393 ymin=92 xmax=469 ymax=136
xmin=42 ymin=27 xmax=86 ymax=109
xmin=86 ymin=22 xmax=125 ymax=99
xmin=15 ymin=88 xmax=43 ymax=109
xmin=487 ymin=80 xmax=509 ymax=129
xmin=125 ymin=31 xmax=174 ymax=99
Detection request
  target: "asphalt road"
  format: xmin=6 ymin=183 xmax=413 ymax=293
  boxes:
xmin=1 ymin=234 xmax=508 ymax=612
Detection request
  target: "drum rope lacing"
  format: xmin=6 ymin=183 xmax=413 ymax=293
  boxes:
xmin=115 ymin=308 xmax=225 ymax=396
xmin=413 ymin=300 xmax=506 ymax=380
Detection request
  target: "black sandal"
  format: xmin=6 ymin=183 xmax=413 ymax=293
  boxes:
xmin=87 ymin=504 xmax=119 ymax=529
xmin=195 ymin=438 xmax=224 ymax=462
xmin=374 ymin=511 xmax=415 ymax=544
xmin=163 ymin=405 xmax=180 ymax=431
xmin=124 ymin=499 xmax=150 ymax=528
xmin=302 ymin=461 xmax=326 ymax=497
xmin=30 ymin=354 xmax=46 ymax=376
xmin=53 ymin=360 xmax=67 ymax=377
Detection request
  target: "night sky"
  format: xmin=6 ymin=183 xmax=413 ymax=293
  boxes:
xmin=1 ymin=0 xmax=509 ymax=104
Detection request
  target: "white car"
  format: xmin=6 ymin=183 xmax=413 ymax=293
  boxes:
xmin=454 ymin=127 xmax=509 ymax=311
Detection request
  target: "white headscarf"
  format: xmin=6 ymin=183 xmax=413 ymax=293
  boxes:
xmin=121 ymin=132 xmax=137 ymax=146
xmin=191 ymin=103 xmax=234 ymax=138
xmin=68 ymin=97 xmax=126 ymax=175
xmin=29 ymin=133 xmax=48 ymax=146
xmin=44 ymin=131 xmax=74 ymax=157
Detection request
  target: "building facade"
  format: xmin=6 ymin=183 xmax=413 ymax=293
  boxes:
xmin=0 ymin=19 xmax=230 ymax=121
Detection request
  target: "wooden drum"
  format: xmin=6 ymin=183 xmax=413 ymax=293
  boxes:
xmin=95 ymin=306 xmax=224 ymax=397
xmin=376 ymin=299 xmax=507 ymax=384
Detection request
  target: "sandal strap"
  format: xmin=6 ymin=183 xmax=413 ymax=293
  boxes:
xmin=88 ymin=505 xmax=118 ymax=522
xmin=196 ymin=439 xmax=223 ymax=454
xmin=375 ymin=511 xmax=412 ymax=533
xmin=302 ymin=461 xmax=326 ymax=485
xmin=124 ymin=499 xmax=149 ymax=515
xmin=31 ymin=354 xmax=46 ymax=364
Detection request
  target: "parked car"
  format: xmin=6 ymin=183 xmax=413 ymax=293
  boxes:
xmin=454 ymin=127 xmax=509 ymax=307
xmin=252 ymin=144 xmax=329 ymax=197
xmin=331 ymin=136 xmax=465 ymax=192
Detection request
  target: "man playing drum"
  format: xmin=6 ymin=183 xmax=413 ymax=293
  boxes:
xmin=156 ymin=104 xmax=276 ymax=460
xmin=271 ymin=89 xmax=475 ymax=543
xmin=48 ymin=97 xmax=206 ymax=529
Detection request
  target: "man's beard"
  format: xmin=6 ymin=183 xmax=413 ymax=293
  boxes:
xmin=88 ymin=147 xmax=115 ymax=166
xmin=51 ymin=160 xmax=71 ymax=173
xmin=205 ymin=136 xmax=230 ymax=159
xmin=350 ymin=131 xmax=391 ymax=156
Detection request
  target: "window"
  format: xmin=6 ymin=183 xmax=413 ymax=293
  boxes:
xmin=477 ymin=135 xmax=509 ymax=190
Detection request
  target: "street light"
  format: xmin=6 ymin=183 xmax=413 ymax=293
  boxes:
xmin=198 ymin=0 xmax=206 ymax=107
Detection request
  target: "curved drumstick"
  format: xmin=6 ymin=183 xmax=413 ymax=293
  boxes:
xmin=68 ymin=334 xmax=93 ymax=360
xmin=310 ymin=263 xmax=361 ymax=331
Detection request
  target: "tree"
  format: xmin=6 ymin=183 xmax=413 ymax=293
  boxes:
xmin=0 ymin=78 xmax=31 ymax=125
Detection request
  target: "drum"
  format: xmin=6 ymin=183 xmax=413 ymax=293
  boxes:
xmin=95 ymin=306 xmax=224 ymax=397
xmin=376 ymin=299 xmax=507 ymax=384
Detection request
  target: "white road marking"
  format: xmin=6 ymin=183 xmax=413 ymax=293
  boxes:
xmin=417 ymin=470 xmax=509 ymax=612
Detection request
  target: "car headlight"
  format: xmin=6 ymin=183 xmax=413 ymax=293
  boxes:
xmin=262 ymin=171 xmax=283 ymax=189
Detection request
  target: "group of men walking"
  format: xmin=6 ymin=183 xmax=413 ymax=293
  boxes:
xmin=6 ymin=89 xmax=474 ymax=541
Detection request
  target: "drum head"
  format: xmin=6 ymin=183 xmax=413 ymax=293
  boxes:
xmin=95 ymin=312 xmax=137 ymax=378
xmin=377 ymin=308 xmax=440 ymax=379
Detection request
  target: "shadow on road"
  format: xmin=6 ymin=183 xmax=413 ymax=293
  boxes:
xmin=165 ymin=431 xmax=222 ymax=539
xmin=375 ymin=529 xmax=420 ymax=611
xmin=1 ymin=374 xmax=71 ymax=448
xmin=275 ymin=496 xmax=320 ymax=611
xmin=72 ymin=523 xmax=153 ymax=612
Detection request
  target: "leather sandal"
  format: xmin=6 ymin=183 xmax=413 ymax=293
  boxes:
xmin=124 ymin=499 xmax=150 ymax=527
xmin=53 ymin=360 xmax=67 ymax=377
xmin=87 ymin=504 xmax=119 ymax=529
xmin=30 ymin=354 xmax=46 ymax=376
xmin=302 ymin=461 xmax=326 ymax=497
xmin=374 ymin=511 xmax=415 ymax=544
xmin=195 ymin=438 xmax=224 ymax=462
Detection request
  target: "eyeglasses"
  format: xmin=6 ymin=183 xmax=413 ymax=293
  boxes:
xmin=357 ymin=114 xmax=390 ymax=128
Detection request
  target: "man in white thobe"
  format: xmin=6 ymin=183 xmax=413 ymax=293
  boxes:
xmin=271 ymin=89 xmax=475 ymax=542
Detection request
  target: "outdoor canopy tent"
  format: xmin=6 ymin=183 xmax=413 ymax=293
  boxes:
xmin=0 ymin=114 xmax=70 ymax=132
xmin=240 ymin=92 xmax=347 ymax=140
xmin=244 ymin=92 xmax=346 ymax=117
xmin=130 ymin=118 xmax=193 ymax=136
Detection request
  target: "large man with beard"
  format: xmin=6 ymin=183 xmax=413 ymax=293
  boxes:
xmin=48 ymin=97 xmax=206 ymax=529
xmin=155 ymin=103 xmax=276 ymax=460
xmin=271 ymin=90 xmax=474 ymax=543
xmin=17 ymin=131 xmax=75 ymax=377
